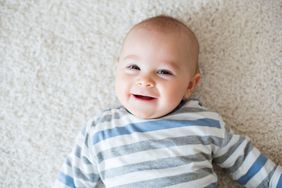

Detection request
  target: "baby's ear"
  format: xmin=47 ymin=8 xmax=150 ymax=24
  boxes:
xmin=185 ymin=73 xmax=201 ymax=99
xmin=191 ymin=73 xmax=201 ymax=89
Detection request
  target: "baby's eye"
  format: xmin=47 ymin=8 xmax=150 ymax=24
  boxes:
xmin=126 ymin=64 xmax=140 ymax=70
xmin=156 ymin=69 xmax=173 ymax=76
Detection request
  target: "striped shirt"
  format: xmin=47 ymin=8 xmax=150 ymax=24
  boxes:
xmin=53 ymin=99 xmax=282 ymax=188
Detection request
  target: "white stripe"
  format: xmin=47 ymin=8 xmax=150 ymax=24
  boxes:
xmin=94 ymin=126 xmax=223 ymax=154
xmin=104 ymin=161 xmax=212 ymax=187
xmin=61 ymin=161 xmax=73 ymax=174
xmin=218 ymin=138 xmax=249 ymax=168
xmin=232 ymin=147 xmax=261 ymax=180
xmin=168 ymin=111 xmax=221 ymax=122
xmin=100 ymin=144 xmax=210 ymax=171
xmin=270 ymin=166 xmax=282 ymax=188
xmin=166 ymin=174 xmax=217 ymax=188
xmin=245 ymin=159 xmax=275 ymax=187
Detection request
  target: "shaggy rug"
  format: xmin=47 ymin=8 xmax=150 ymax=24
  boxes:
xmin=1 ymin=0 xmax=281 ymax=187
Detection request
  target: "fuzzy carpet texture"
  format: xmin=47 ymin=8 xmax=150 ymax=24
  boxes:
xmin=1 ymin=0 xmax=282 ymax=187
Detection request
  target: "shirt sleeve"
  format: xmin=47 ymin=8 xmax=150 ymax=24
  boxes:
xmin=212 ymin=116 xmax=282 ymax=188
xmin=53 ymin=120 xmax=101 ymax=188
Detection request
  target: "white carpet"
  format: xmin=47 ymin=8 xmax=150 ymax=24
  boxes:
xmin=1 ymin=0 xmax=281 ymax=187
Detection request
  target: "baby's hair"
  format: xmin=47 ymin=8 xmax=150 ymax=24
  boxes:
xmin=128 ymin=15 xmax=200 ymax=74
xmin=133 ymin=15 xmax=192 ymax=34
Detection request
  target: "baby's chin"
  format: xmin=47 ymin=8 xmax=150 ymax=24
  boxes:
xmin=125 ymin=106 xmax=163 ymax=119
xmin=128 ymin=109 xmax=159 ymax=119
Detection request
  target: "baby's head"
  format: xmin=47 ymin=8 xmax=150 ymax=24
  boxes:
xmin=115 ymin=15 xmax=201 ymax=119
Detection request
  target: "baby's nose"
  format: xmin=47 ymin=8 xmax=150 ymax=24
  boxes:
xmin=136 ymin=78 xmax=155 ymax=87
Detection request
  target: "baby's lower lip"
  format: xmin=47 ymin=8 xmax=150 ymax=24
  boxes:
xmin=132 ymin=94 xmax=157 ymax=101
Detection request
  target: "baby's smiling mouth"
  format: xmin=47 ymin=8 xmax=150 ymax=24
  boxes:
xmin=132 ymin=94 xmax=156 ymax=101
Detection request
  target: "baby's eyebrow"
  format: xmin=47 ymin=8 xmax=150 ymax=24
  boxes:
xmin=123 ymin=55 xmax=140 ymax=61
xmin=161 ymin=60 xmax=180 ymax=71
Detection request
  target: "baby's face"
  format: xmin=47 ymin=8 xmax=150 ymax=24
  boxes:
xmin=115 ymin=27 xmax=198 ymax=119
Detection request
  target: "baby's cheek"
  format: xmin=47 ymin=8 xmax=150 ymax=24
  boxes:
xmin=167 ymin=86 xmax=186 ymax=103
xmin=116 ymin=77 xmax=131 ymax=99
xmin=164 ymin=91 xmax=182 ymax=109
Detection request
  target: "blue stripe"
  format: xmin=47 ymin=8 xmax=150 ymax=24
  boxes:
xmin=277 ymin=174 xmax=282 ymax=188
xmin=58 ymin=172 xmax=76 ymax=188
xmin=237 ymin=154 xmax=267 ymax=185
xmin=92 ymin=118 xmax=220 ymax=144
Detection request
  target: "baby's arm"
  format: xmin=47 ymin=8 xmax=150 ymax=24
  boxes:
xmin=53 ymin=121 xmax=101 ymax=188
xmin=213 ymin=117 xmax=282 ymax=188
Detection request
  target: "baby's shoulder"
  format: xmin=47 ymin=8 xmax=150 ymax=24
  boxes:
xmin=85 ymin=106 xmax=130 ymax=130
xmin=176 ymin=99 xmax=223 ymax=122
xmin=178 ymin=99 xmax=209 ymax=114
xmin=99 ymin=106 xmax=129 ymax=120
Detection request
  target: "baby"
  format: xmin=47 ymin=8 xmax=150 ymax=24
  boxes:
xmin=54 ymin=15 xmax=282 ymax=188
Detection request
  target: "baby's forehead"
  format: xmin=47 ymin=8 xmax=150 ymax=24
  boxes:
xmin=126 ymin=19 xmax=198 ymax=50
